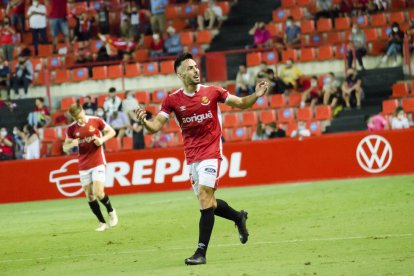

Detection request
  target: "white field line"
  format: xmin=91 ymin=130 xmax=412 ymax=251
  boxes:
xmin=1 ymin=233 xmax=412 ymax=264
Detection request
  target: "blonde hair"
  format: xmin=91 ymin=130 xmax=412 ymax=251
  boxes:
xmin=68 ymin=104 xmax=83 ymax=118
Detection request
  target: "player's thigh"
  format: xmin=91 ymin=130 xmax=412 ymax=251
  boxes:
xmin=196 ymin=159 xmax=220 ymax=190
xmin=91 ymin=165 xmax=106 ymax=196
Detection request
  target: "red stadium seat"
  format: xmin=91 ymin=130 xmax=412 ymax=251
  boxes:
xmin=180 ymin=32 xmax=194 ymax=46
xmin=146 ymin=104 xmax=160 ymax=115
xmin=318 ymin=45 xmax=334 ymax=60
xmin=107 ymin=65 xmax=123 ymax=79
xmin=402 ymin=98 xmax=414 ymax=113
xmin=281 ymin=0 xmax=295 ymax=8
xmin=269 ymin=94 xmax=285 ymax=108
xmin=261 ymin=51 xmax=278 ymax=64
xmin=143 ymin=62 xmax=159 ymax=76
xmin=392 ymin=82 xmax=409 ymax=97
xmin=297 ymin=0 xmax=312 ymax=6
xmin=219 ymin=103 xmax=232 ymax=112
xmin=389 ymin=12 xmax=405 ymax=24
xmin=122 ymin=136 xmax=133 ymax=150
xmin=316 ymin=18 xmax=332 ymax=32
xmin=334 ymin=17 xmax=351 ymax=31
xmin=300 ymin=20 xmax=315 ymax=34
xmin=307 ymin=121 xmax=322 ymax=136
xmin=370 ymin=13 xmax=387 ymax=27
xmin=273 ymin=9 xmax=289 ymax=22
xmin=288 ymin=92 xmax=302 ymax=107
xmin=327 ymin=32 xmax=342 ymax=44
xmin=246 ymin=52 xmax=262 ymax=67
xmin=354 ymin=15 xmax=368 ymax=28
xmin=169 ymin=119 xmax=181 ymax=133
xmin=231 ymin=127 xmax=249 ymax=142
xmin=135 ymin=91 xmax=151 ymax=104
xmin=222 ymin=128 xmax=231 ymax=142
xmin=196 ymin=30 xmax=212 ymax=45
xmin=216 ymin=1 xmax=230 ymax=15
xmin=364 ymin=28 xmax=379 ymax=42
xmin=165 ymin=5 xmax=180 ymax=19
xmin=252 ymin=96 xmax=268 ymax=109
xmin=49 ymin=140 xmax=64 ymax=156
xmin=92 ymin=66 xmax=107 ymax=80
xmin=38 ymin=44 xmax=53 ymax=57
xmin=297 ymin=107 xmax=313 ymax=121
xmin=285 ymin=121 xmax=298 ymax=137
xmin=290 ymin=7 xmax=304 ymax=20
xmin=277 ymin=108 xmax=295 ymax=123
xmin=382 ymin=99 xmax=399 ymax=115
xmin=315 ymin=105 xmax=332 ymax=120
xmin=135 ymin=49 xmax=149 ymax=62
xmin=105 ymin=138 xmax=121 ymax=152
xmin=223 ymin=113 xmax=240 ymax=128
xmin=160 ymin=60 xmax=175 ymax=74
xmin=282 ymin=48 xmax=298 ymax=63
xmin=152 ymin=89 xmax=168 ymax=103
xmin=266 ymin=23 xmax=283 ymax=37
xmin=61 ymin=97 xmax=76 ymax=111
xmin=144 ymin=134 xmax=153 ymax=147
xmin=72 ymin=68 xmax=88 ymax=82
xmin=42 ymin=127 xmax=58 ymax=142
xmin=31 ymin=57 xmax=43 ymax=71
xmin=54 ymin=69 xmax=71 ymax=84
xmin=47 ymin=56 xmax=61 ymax=68
xmin=335 ymin=44 xmax=347 ymax=59
xmin=259 ymin=110 xmax=276 ymax=124
xmin=300 ymin=47 xmax=316 ymax=62
xmin=124 ymin=63 xmax=141 ymax=78
xmin=241 ymin=111 xmax=258 ymax=127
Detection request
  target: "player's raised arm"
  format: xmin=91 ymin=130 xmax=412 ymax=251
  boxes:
xmin=225 ymin=80 xmax=270 ymax=110
xmin=135 ymin=107 xmax=168 ymax=134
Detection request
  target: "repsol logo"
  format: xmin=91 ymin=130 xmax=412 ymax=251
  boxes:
xmin=182 ymin=111 xmax=213 ymax=124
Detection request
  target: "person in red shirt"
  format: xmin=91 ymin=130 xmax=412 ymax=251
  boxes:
xmin=135 ymin=53 xmax=270 ymax=265
xmin=48 ymin=0 xmax=70 ymax=53
xmin=63 ymin=104 xmax=118 ymax=232
xmin=149 ymin=33 xmax=164 ymax=57
xmin=0 ymin=18 xmax=16 ymax=62
xmin=6 ymin=0 xmax=25 ymax=35
xmin=0 ymin=127 xmax=13 ymax=160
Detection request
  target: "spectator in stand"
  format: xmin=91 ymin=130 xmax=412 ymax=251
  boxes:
xmin=379 ymin=22 xmax=404 ymax=67
xmin=121 ymin=6 xmax=132 ymax=38
xmin=28 ymin=97 xmax=51 ymax=127
xmin=129 ymin=4 xmax=151 ymax=39
xmin=255 ymin=61 xmax=269 ymax=83
xmin=283 ymin=16 xmax=301 ymax=48
xmin=322 ymin=72 xmax=341 ymax=108
xmin=235 ymin=64 xmax=255 ymax=97
xmin=265 ymin=122 xmax=286 ymax=138
xmin=11 ymin=49 xmax=33 ymax=99
xmin=248 ymin=22 xmax=272 ymax=49
xmin=132 ymin=111 xmax=151 ymax=149
xmin=122 ymin=90 xmax=139 ymax=120
xmin=49 ymin=0 xmax=70 ymax=54
xmin=342 ymin=68 xmax=362 ymax=109
xmin=265 ymin=68 xmax=279 ymax=94
xmin=72 ymin=11 xmax=95 ymax=43
xmin=12 ymin=126 xmax=24 ymax=159
xmin=74 ymin=41 xmax=93 ymax=64
xmin=0 ymin=18 xmax=16 ymax=62
xmin=150 ymin=0 xmax=168 ymax=33
xmin=150 ymin=132 xmax=169 ymax=148
xmin=314 ymin=0 xmax=338 ymax=21
xmin=197 ymin=0 xmax=223 ymax=30
xmin=348 ymin=24 xmax=367 ymax=70
xmin=365 ymin=113 xmax=388 ymax=131
xmin=276 ymin=59 xmax=303 ymax=93
xmin=103 ymin=87 xmax=122 ymax=115
xmin=0 ymin=55 xmax=11 ymax=99
xmin=16 ymin=124 xmax=40 ymax=159
xmin=106 ymin=110 xmax=130 ymax=146
xmin=353 ymin=0 xmax=369 ymax=14
xmin=82 ymin=95 xmax=97 ymax=116
xmin=95 ymin=45 xmax=111 ymax=63
xmin=339 ymin=0 xmax=353 ymax=17
xmin=95 ymin=107 xmax=106 ymax=120
xmin=97 ymin=0 xmax=110 ymax=35
xmin=290 ymin=121 xmax=311 ymax=138
xmin=300 ymin=76 xmax=322 ymax=108
xmin=0 ymin=127 xmax=13 ymax=160
xmin=391 ymin=107 xmax=410 ymax=129
xmin=150 ymin=33 xmax=165 ymax=57
xmin=373 ymin=0 xmax=388 ymax=11
xmin=164 ymin=26 xmax=183 ymax=55
xmin=252 ymin=121 xmax=268 ymax=141
xmin=27 ymin=0 xmax=48 ymax=56
xmin=7 ymin=0 xmax=25 ymax=36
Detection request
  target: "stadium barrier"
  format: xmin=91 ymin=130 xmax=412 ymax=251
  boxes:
xmin=0 ymin=128 xmax=413 ymax=204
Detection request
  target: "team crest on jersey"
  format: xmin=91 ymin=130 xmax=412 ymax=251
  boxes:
xmin=201 ymin=96 xmax=210 ymax=106
xmin=179 ymin=106 xmax=186 ymax=111
xmin=89 ymin=125 xmax=95 ymax=132
xmin=76 ymin=132 xmax=80 ymax=136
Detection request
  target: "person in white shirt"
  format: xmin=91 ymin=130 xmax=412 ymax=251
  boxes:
xmin=291 ymin=121 xmax=311 ymax=138
xmin=27 ymin=0 xmax=48 ymax=56
xmin=391 ymin=107 xmax=410 ymax=130
xmin=103 ymin=87 xmax=122 ymax=116
xmin=197 ymin=0 xmax=223 ymax=30
xmin=122 ymin=91 xmax=139 ymax=120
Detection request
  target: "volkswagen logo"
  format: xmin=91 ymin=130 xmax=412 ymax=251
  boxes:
xmin=356 ymin=135 xmax=392 ymax=173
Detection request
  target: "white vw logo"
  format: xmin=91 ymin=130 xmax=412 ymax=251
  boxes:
xmin=356 ymin=135 xmax=392 ymax=173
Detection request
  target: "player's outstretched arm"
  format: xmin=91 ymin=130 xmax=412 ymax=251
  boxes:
xmin=63 ymin=138 xmax=79 ymax=153
xmin=135 ymin=108 xmax=168 ymax=134
xmin=226 ymin=80 xmax=270 ymax=110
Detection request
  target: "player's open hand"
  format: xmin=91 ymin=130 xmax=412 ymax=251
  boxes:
xmin=134 ymin=107 xmax=147 ymax=122
xmin=93 ymin=136 xmax=104 ymax=147
xmin=255 ymin=80 xmax=270 ymax=98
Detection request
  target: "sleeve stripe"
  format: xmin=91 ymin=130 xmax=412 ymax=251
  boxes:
xmin=159 ymin=111 xmax=170 ymax=118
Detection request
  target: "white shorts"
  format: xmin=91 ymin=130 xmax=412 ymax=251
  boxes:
xmin=79 ymin=165 xmax=106 ymax=187
xmin=189 ymin=159 xmax=221 ymax=195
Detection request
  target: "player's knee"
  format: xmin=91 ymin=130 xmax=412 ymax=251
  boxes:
xmin=198 ymin=186 xmax=214 ymax=208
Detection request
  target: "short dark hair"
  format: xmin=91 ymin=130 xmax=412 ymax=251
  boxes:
xmin=396 ymin=106 xmax=404 ymax=114
xmin=174 ymin=53 xmax=194 ymax=73
xmin=36 ymin=97 xmax=44 ymax=103
xmin=287 ymin=16 xmax=293 ymax=21
xmin=109 ymin=87 xmax=116 ymax=93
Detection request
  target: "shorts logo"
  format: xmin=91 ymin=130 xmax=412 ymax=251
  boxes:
xmin=204 ymin=167 xmax=216 ymax=174
xmin=356 ymin=135 xmax=392 ymax=173
xmin=201 ymin=96 xmax=210 ymax=106
xmin=89 ymin=125 xmax=95 ymax=132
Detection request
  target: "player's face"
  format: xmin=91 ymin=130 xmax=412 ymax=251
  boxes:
xmin=73 ymin=110 xmax=87 ymax=125
xmin=178 ymin=59 xmax=200 ymax=86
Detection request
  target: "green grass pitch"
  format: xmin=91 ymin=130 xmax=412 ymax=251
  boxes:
xmin=1 ymin=175 xmax=414 ymax=275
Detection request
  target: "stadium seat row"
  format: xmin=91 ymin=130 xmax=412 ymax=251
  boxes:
xmin=382 ymin=98 xmax=414 ymax=115
xmin=391 ymin=82 xmax=414 ymax=98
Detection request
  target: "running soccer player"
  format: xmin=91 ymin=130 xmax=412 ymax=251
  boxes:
xmin=63 ymin=104 xmax=118 ymax=232
xmin=135 ymin=53 xmax=270 ymax=265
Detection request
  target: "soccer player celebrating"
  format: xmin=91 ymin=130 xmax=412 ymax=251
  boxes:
xmin=63 ymin=104 xmax=118 ymax=232
xmin=135 ymin=53 xmax=270 ymax=265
